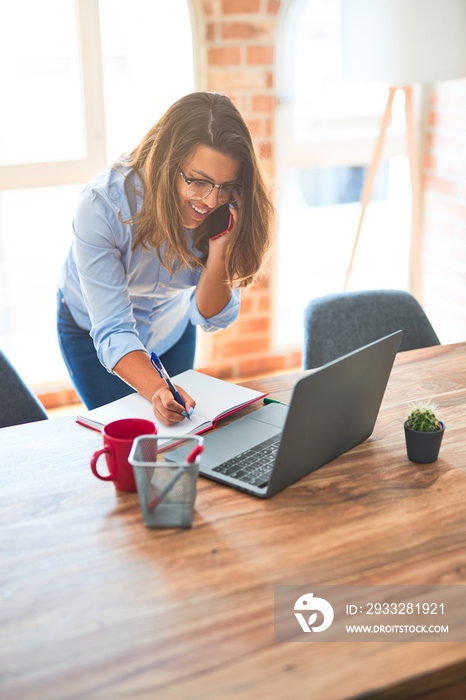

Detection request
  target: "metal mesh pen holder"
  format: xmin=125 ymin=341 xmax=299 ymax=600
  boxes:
xmin=129 ymin=434 xmax=203 ymax=529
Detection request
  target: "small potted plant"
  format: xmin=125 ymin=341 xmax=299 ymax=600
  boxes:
xmin=404 ymin=402 xmax=445 ymax=464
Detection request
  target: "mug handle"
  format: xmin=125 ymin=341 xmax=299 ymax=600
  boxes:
xmin=90 ymin=448 xmax=115 ymax=481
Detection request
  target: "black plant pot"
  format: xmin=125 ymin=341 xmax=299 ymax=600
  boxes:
xmin=404 ymin=421 xmax=445 ymax=464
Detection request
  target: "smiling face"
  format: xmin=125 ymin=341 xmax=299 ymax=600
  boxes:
xmin=176 ymin=144 xmax=241 ymax=229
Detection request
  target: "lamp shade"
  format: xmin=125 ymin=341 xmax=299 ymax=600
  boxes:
xmin=342 ymin=0 xmax=466 ymax=84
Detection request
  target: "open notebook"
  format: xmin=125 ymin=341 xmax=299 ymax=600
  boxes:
xmin=76 ymin=369 xmax=266 ymax=445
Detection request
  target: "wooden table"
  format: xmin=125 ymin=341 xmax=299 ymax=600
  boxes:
xmin=1 ymin=343 xmax=466 ymax=700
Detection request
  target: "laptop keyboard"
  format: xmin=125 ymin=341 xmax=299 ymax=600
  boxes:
xmin=212 ymin=435 xmax=280 ymax=489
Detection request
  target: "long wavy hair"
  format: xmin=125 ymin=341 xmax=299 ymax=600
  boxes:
xmin=121 ymin=92 xmax=275 ymax=287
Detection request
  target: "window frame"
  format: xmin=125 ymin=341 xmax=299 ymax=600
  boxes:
xmin=273 ymin=0 xmax=408 ymax=351
xmin=276 ymin=0 xmax=406 ymax=170
xmin=0 ymin=0 xmax=107 ymax=190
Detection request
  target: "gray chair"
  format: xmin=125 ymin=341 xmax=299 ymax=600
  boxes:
xmin=0 ymin=350 xmax=48 ymax=428
xmin=303 ymin=289 xmax=440 ymax=369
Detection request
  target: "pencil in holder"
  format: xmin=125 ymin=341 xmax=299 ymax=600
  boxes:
xmin=129 ymin=434 xmax=203 ymax=528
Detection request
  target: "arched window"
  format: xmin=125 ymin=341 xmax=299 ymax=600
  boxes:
xmin=275 ymin=0 xmax=410 ymax=347
xmin=0 ymin=0 xmax=194 ymax=385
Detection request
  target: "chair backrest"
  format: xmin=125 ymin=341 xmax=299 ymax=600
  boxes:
xmin=303 ymin=289 xmax=440 ymax=369
xmin=0 ymin=350 xmax=48 ymax=428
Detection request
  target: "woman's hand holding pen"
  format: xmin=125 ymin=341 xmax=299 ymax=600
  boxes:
xmin=113 ymin=351 xmax=196 ymax=427
xmin=151 ymin=384 xmax=195 ymax=425
xmin=149 ymin=352 xmax=196 ymax=425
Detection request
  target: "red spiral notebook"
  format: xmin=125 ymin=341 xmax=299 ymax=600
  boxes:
xmin=76 ymin=369 xmax=266 ymax=442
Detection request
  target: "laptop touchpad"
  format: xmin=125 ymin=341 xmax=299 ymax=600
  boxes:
xmin=200 ymin=413 xmax=282 ymax=472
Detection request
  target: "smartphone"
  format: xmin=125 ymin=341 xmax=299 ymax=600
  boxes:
xmin=208 ymin=204 xmax=233 ymax=239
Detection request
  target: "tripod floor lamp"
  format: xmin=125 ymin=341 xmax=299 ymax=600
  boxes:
xmin=341 ymin=0 xmax=466 ymax=299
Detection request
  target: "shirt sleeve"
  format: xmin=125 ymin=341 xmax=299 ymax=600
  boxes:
xmin=189 ymin=286 xmax=241 ymax=332
xmin=72 ymin=187 xmax=147 ymax=372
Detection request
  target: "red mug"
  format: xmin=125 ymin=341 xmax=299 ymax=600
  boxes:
xmin=90 ymin=418 xmax=156 ymax=492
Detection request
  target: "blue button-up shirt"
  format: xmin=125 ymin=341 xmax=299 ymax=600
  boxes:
xmin=59 ymin=164 xmax=240 ymax=373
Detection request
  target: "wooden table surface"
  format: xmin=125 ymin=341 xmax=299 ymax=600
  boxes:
xmin=1 ymin=343 xmax=466 ymax=700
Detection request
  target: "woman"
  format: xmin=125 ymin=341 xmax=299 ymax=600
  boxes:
xmin=58 ymin=91 xmax=275 ymax=426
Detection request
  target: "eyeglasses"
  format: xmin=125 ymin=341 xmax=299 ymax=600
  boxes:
xmin=178 ymin=168 xmax=240 ymax=205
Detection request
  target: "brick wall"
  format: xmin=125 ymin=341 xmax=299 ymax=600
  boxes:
xmin=422 ymin=80 xmax=466 ymax=344
xmin=191 ymin=0 xmax=301 ymax=379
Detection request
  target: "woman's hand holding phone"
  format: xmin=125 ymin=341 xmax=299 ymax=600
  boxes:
xmin=196 ymin=196 xmax=240 ymax=318
xmin=208 ymin=198 xmax=239 ymax=250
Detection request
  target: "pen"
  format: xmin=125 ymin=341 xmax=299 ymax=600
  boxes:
xmin=148 ymin=443 xmax=204 ymax=509
xmin=263 ymin=397 xmax=288 ymax=406
xmin=150 ymin=352 xmax=192 ymax=420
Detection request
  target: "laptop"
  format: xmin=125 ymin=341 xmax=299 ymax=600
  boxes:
xmin=197 ymin=330 xmax=402 ymax=498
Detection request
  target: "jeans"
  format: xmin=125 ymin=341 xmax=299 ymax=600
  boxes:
xmin=57 ymin=292 xmax=196 ymax=409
